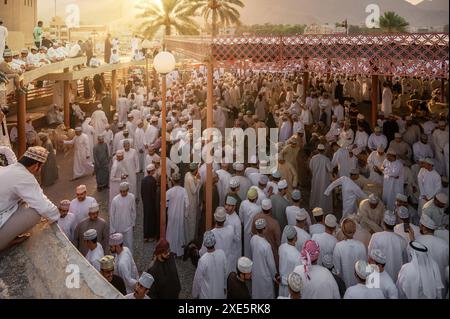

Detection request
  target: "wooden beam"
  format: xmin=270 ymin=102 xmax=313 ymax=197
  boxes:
xmin=206 ymin=61 xmax=214 ymax=231
xmin=160 ymin=74 xmax=168 ymax=239
xmin=111 ymin=70 xmax=117 ymax=108
xmin=17 ymin=81 xmax=27 ymax=157
xmin=63 ymin=68 xmax=70 ymax=128
xmin=303 ymin=72 xmax=309 ymax=103
xmin=23 ymin=57 xmax=86 ymax=85
xmin=371 ymin=75 xmax=379 ymax=129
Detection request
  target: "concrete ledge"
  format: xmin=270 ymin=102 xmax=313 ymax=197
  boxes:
xmin=23 ymin=57 xmax=87 ymax=85
xmin=0 ymin=222 xmax=124 ymax=299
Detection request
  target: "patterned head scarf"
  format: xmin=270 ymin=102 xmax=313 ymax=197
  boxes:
xmin=301 ymin=240 xmax=320 ymax=280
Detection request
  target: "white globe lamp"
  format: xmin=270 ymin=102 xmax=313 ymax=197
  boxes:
xmin=153 ymin=51 xmax=176 ymax=75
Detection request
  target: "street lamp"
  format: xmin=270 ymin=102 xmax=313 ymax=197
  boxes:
xmin=153 ymin=51 xmax=176 ymax=239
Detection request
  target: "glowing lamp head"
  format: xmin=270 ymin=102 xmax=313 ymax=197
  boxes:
xmin=153 ymin=51 xmax=176 ymax=75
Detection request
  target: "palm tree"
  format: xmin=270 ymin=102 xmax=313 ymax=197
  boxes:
xmin=136 ymin=0 xmax=200 ymax=39
xmin=379 ymin=11 xmax=409 ymax=33
xmin=190 ymin=0 xmax=245 ymax=37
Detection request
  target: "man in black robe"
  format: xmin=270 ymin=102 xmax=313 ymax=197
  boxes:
xmin=141 ymin=164 xmax=159 ymax=242
xmin=227 ymin=257 xmax=252 ymax=299
xmin=93 ymin=135 xmax=110 ymax=191
xmin=147 ymin=239 xmax=181 ymax=299
xmin=357 ymin=114 xmax=373 ymax=136
xmin=104 ymin=34 xmax=112 ymax=64
xmin=383 ymin=114 xmax=400 ymax=145
xmin=99 ymin=255 xmax=127 ymax=295
xmin=335 ymin=80 xmax=344 ymax=105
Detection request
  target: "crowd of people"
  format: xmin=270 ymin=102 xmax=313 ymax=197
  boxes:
xmin=0 ymin=48 xmax=449 ymax=299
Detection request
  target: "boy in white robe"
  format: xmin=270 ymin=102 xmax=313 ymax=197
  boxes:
xmin=84 ymin=229 xmax=104 ymax=271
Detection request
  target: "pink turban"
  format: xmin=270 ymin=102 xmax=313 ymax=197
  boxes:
xmin=301 ymin=240 xmax=320 ymax=280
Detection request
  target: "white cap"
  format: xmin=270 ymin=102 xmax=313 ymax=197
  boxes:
xmin=214 ymin=207 xmax=227 ymax=223
xmin=88 ymin=202 xmax=99 ymax=213
xmin=369 ymin=249 xmax=386 ymax=265
xmin=355 ymin=260 xmax=376 ymax=280
xmin=119 ymin=182 xmax=129 ymax=191
xmin=203 ymin=231 xmax=216 ymax=248
xmin=291 ymin=190 xmax=301 ymax=201
xmin=261 ymin=199 xmax=272 ymax=211
xmin=436 ymin=193 xmax=448 ymax=205
xmin=317 ymin=144 xmax=325 ymax=151
xmin=234 ymin=163 xmax=245 ymax=171
xmin=383 ymin=210 xmax=397 ymax=226
xmin=296 ymin=208 xmax=308 ymax=222
xmin=420 ymin=214 xmax=437 ymax=230
xmin=312 ymin=207 xmax=324 ymax=217
xmin=255 ymin=218 xmax=267 ymax=230
xmin=237 ymin=257 xmax=253 ymax=274
xmin=397 ymin=206 xmax=409 ymax=219
xmin=278 ymin=180 xmax=288 ymax=190
xmin=424 ymin=158 xmax=434 ymax=165
xmin=146 ymin=164 xmax=156 ymax=171
xmin=325 ymin=214 xmax=337 ymax=228
xmin=284 ymin=225 xmax=297 ymax=240
xmin=83 ymin=229 xmax=97 ymax=241
xmin=138 ymin=272 xmax=154 ymax=289
xmin=109 ymin=233 xmax=124 ymax=246
xmin=76 ymin=185 xmax=87 ymax=194
xmin=226 ymin=196 xmax=237 ymax=206
xmin=288 ymin=272 xmax=303 ymax=293
xmin=229 ymin=177 xmax=240 ymax=188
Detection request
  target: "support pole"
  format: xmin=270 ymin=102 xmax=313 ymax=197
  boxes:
xmin=441 ymin=78 xmax=446 ymax=103
xmin=303 ymin=72 xmax=309 ymax=103
xmin=111 ymin=69 xmax=117 ymax=108
xmin=160 ymin=74 xmax=167 ymax=239
xmin=371 ymin=75 xmax=379 ymax=129
xmin=145 ymin=57 xmax=150 ymax=95
xmin=17 ymin=81 xmax=27 ymax=157
xmin=63 ymin=68 xmax=70 ymax=128
xmin=206 ymin=61 xmax=214 ymax=231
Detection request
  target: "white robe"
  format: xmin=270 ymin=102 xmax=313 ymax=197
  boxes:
xmin=381 ymin=87 xmax=393 ymax=116
xmin=416 ymin=234 xmax=449 ymax=287
xmin=417 ymin=168 xmax=442 ymax=214
xmin=122 ymin=149 xmax=139 ymax=197
xmin=367 ymin=151 xmax=385 ymax=185
xmin=344 ymin=283 xmax=385 ymax=299
xmin=377 ymin=270 xmax=399 ymax=299
xmin=333 ymin=239 xmax=367 ymax=288
xmin=354 ymin=131 xmax=369 ymax=150
xmin=184 ymin=172 xmax=200 ymax=243
xmin=312 ymin=232 xmax=338 ymax=266
xmin=294 ymin=264 xmax=341 ymax=299
xmin=90 ymin=110 xmax=108 ymax=138
xmin=281 ymin=225 xmax=310 ymax=252
xmin=250 ymin=235 xmax=277 ymax=299
xmin=109 ymin=159 xmax=129 ymax=205
xmin=225 ymin=212 xmax=242 ymax=274
xmin=199 ymin=226 xmax=234 ymax=275
xmin=192 ymin=249 xmax=227 ymax=299
xmin=110 ymin=193 xmax=136 ymax=253
xmin=86 ymin=243 xmax=104 ymax=271
xmin=382 ymin=159 xmax=404 ymax=211
xmin=58 ymin=212 xmax=77 ymax=242
xmin=412 ymin=142 xmax=434 ymax=164
xmin=64 ymin=134 xmax=94 ymax=179
xmin=134 ymin=128 xmax=146 ymax=172
xmin=216 ymin=169 xmax=232 ymax=206
xmin=69 ymin=196 xmax=97 ymax=225
xmin=309 ymin=154 xmax=333 ymax=213
xmin=166 ymin=186 xmax=189 ymax=257
xmin=279 ymin=121 xmax=292 ymax=143
xmin=117 ymin=97 xmax=129 ymax=124
xmin=331 ymin=148 xmax=357 ymax=178
xmin=278 ymin=243 xmax=301 ymax=297
xmin=324 ymin=176 xmax=368 ymax=218
xmin=115 ymin=247 xmax=139 ymax=294
xmin=368 ymin=134 xmax=388 ymax=152
xmin=239 ymin=200 xmax=262 ymax=258
xmin=368 ymin=231 xmax=408 ymax=281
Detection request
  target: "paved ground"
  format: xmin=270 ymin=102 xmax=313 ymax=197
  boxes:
xmin=43 ymin=151 xmax=195 ymax=299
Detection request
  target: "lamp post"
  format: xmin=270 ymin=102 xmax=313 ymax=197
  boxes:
xmin=153 ymin=51 xmax=176 ymax=239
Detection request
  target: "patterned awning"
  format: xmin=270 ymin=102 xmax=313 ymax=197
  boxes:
xmin=166 ymin=33 xmax=449 ymax=78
